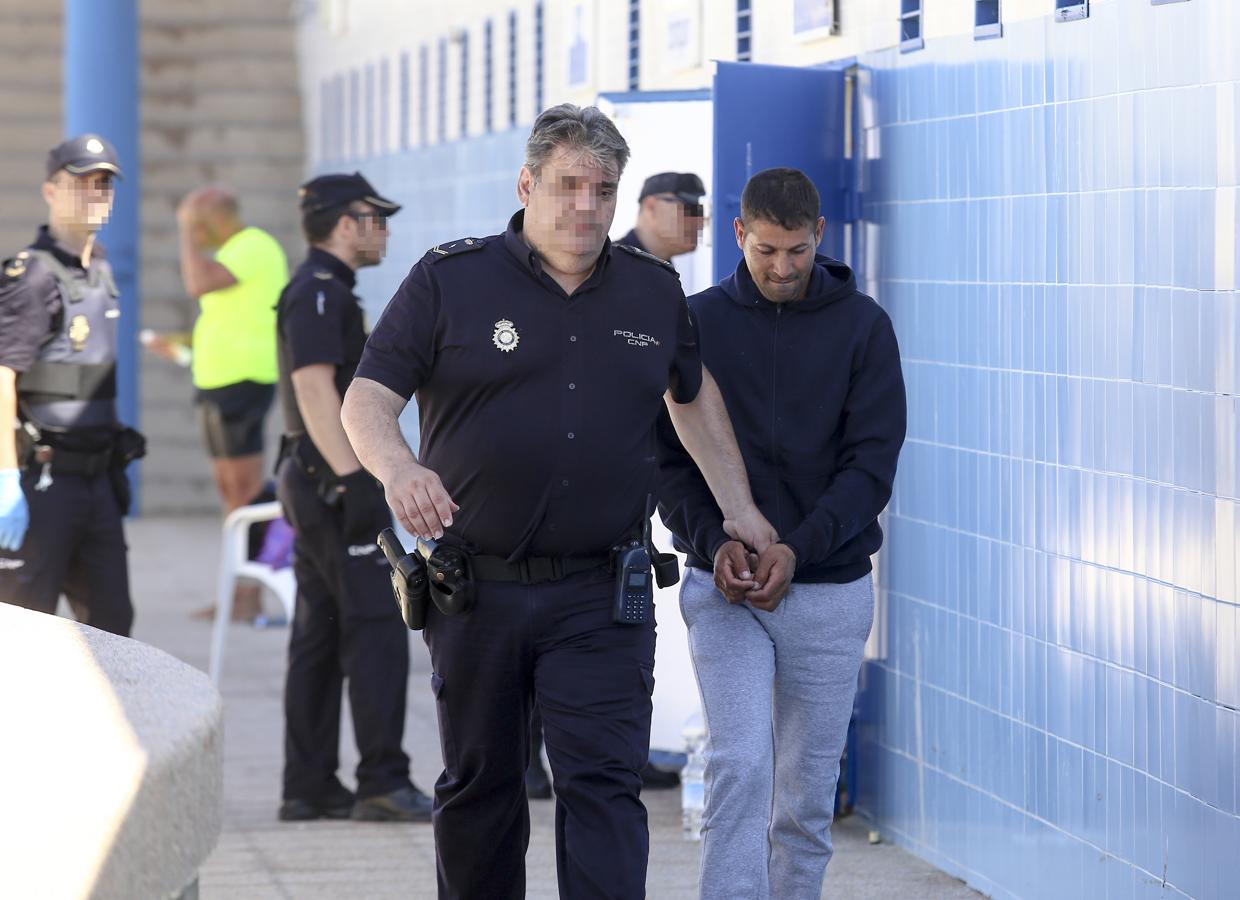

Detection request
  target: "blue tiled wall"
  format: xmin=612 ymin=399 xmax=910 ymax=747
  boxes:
xmin=855 ymin=3 xmax=1239 ymax=898
xmin=317 ymin=128 xmax=529 ymax=451
xmin=323 ymin=129 xmax=531 ymax=320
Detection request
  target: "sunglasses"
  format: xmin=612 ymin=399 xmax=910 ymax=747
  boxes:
xmin=67 ymin=173 xmax=114 ymax=195
xmin=343 ymin=209 xmax=389 ymax=228
xmin=656 ymin=195 xmax=704 ymax=218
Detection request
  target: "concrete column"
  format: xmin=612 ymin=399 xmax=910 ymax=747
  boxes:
xmin=64 ymin=0 xmax=140 ymax=431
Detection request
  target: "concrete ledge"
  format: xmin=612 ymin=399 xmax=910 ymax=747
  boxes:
xmin=0 ymin=605 xmax=222 ymax=900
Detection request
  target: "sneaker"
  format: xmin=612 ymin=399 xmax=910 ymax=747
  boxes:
xmin=525 ymin=756 xmax=553 ymax=800
xmin=640 ymin=761 xmax=680 ymax=790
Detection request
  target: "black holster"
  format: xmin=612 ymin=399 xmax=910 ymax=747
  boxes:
xmin=108 ymin=426 xmax=147 ymax=515
xmin=421 ymin=543 xmax=476 ymax=616
xmin=283 ymin=435 xmax=342 ymax=505
xmin=378 ymin=528 xmax=430 ymax=630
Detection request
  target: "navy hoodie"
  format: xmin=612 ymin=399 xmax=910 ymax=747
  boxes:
xmin=657 ymin=255 xmax=907 ymax=583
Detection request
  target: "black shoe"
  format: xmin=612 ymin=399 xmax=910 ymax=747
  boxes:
xmin=640 ymin=762 xmax=680 ymax=790
xmin=278 ymin=784 xmax=355 ymax=821
xmin=525 ymin=757 xmax=552 ymax=800
xmin=351 ymin=785 xmax=434 ymax=822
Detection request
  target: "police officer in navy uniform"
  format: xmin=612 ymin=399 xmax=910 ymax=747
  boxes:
xmin=526 ymin=168 xmax=710 ymax=800
xmin=521 ymin=170 xmax=709 ymax=798
xmin=274 ymin=172 xmax=433 ymax=823
xmin=341 ymin=105 xmax=776 ymax=899
xmin=0 ymin=134 xmax=144 ymax=635
xmin=617 ymin=171 xmax=707 ymax=261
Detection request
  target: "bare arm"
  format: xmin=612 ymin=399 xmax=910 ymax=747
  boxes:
xmin=0 ymin=367 xmax=17 ymax=470
xmin=290 ymin=365 xmax=360 ymax=476
xmin=178 ymin=228 xmax=236 ymax=299
xmin=664 ymin=366 xmax=776 ymax=552
xmin=341 ymin=376 xmax=457 ymax=539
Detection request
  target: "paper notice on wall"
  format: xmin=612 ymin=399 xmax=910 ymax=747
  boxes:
xmin=662 ymin=1 xmax=701 ymax=75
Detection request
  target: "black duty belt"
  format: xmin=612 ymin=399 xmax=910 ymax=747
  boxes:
xmin=470 ymin=553 xmax=611 ymax=585
xmin=25 ymin=444 xmax=113 ymax=477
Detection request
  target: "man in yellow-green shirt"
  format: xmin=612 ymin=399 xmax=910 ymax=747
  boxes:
xmin=175 ymin=185 xmax=286 ymax=518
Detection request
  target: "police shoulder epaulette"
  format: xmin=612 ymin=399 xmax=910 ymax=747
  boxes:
xmin=1 ymin=250 xmax=32 ymax=285
xmin=312 ymin=269 xmax=334 ymax=280
xmin=615 ymin=242 xmax=677 ymax=273
xmin=426 ymin=237 xmax=486 ymax=260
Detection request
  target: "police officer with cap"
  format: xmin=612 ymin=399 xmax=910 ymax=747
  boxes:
xmin=274 ymin=172 xmax=432 ymax=823
xmin=0 ymin=134 xmax=144 ymax=634
xmin=342 ymin=105 xmax=775 ymax=898
xmin=618 ymin=171 xmax=707 ymax=262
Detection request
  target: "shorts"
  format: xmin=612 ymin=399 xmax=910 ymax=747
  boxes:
xmin=196 ymin=380 xmax=275 ymax=459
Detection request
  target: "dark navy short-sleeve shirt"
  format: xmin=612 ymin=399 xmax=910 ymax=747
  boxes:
xmin=356 ymin=210 xmax=702 ymax=559
xmin=276 ymin=247 xmax=368 ymax=438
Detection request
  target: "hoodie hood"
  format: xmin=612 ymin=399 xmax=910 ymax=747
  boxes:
xmin=720 ymin=253 xmax=857 ymax=312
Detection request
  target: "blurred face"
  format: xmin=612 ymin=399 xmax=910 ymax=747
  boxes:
xmin=42 ymin=170 xmax=114 ymax=232
xmin=518 ymin=145 xmax=619 ymax=274
xmin=344 ymin=202 xmax=390 ymax=268
xmin=734 ymin=215 xmax=825 ymax=303
xmin=647 ymin=194 xmax=705 ymax=257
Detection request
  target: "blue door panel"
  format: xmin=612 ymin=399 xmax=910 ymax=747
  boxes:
xmin=712 ymin=61 xmax=849 ymax=280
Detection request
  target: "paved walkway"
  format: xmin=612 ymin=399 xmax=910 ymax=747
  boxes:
xmin=126 ymin=515 xmax=981 ymax=899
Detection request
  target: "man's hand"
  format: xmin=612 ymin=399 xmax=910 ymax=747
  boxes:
xmin=722 ymin=506 xmax=778 ymax=555
xmin=746 ymin=543 xmax=796 ymax=612
xmin=385 ymin=461 xmax=459 ymax=540
xmin=175 ymin=192 xmax=197 ymax=229
xmin=713 ymin=540 xmax=759 ymax=603
xmin=337 ymin=470 xmax=390 ymax=544
xmin=140 ymin=332 xmax=188 ymax=364
xmin=175 ymin=191 xmax=210 ymax=246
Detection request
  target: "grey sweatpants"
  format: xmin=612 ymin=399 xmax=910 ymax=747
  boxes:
xmin=681 ymin=566 xmax=875 ymax=900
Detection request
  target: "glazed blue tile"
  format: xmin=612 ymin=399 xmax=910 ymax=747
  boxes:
xmin=831 ymin=6 xmax=1240 ymax=895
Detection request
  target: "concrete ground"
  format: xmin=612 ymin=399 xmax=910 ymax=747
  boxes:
xmin=126 ymin=515 xmax=982 ymax=900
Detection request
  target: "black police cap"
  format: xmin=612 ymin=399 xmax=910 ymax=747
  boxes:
xmin=46 ymin=134 xmax=123 ymax=180
xmin=638 ymin=172 xmax=706 ymax=204
xmin=299 ymin=172 xmax=401 ymax=216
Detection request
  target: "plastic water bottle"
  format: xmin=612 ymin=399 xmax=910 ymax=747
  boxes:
xmin=681 ymin=717 xmax=707 ymax=841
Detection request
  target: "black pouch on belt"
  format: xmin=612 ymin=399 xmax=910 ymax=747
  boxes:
xmin=377 ymin=528 xmax=430 ymax=630
xmin=418 ymin=541 xmax=475 ymax=616
xmin=107 ymin=426 xmax=147 ymax=515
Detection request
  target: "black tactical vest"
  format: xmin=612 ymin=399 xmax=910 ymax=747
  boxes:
xmin=17 ymin=248 xmax=121 ymax=433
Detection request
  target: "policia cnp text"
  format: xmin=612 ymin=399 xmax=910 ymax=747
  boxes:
xmin=0 ymin=135 xmax=145 ymax=635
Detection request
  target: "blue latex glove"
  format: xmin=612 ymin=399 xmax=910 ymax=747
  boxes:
xmin=0 ymin=469 xmax=29 ymax=552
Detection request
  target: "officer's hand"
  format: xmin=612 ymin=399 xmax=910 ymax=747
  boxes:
xmin=140 ymin=332 xmax=183 ymax=363
xmin=746 ymin=543 xmax=796 ymax=612
xmin=386 ymin=462 xmax=459 ymax=540
xmin=0 ymin=469 xmax=30 ymax=553
xmin=713 ymin=540 xmax=758 ymax=603
xmin=722 ymin=506 xmax=778 ymax=554
xmin=337 ymin=470 xmax=390 ymax=544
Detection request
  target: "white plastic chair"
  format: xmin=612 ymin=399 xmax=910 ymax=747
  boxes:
xmin=208 ymin=501 xmax=296 ymax=685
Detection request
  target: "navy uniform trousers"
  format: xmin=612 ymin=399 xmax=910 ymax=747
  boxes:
xmin=424 ymin=567 xmax=657 ymax=900
xmin=0 ymin=469 xmax=132 ymax=636
xmin=276 ymin=459 xmax=412 ymax=802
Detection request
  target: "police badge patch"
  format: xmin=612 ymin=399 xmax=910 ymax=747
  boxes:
xmin=68 ymin=314 xmax=91 ymax=351
xmin=492 ymin=318 xmax=519 ymax=352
